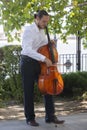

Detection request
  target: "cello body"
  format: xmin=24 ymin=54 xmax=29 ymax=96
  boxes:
xmin=38 ymin=43 xmax=64 ymax=95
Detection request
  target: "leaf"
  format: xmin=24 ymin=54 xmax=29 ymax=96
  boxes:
xmin=0 ymin=0 xmax=87 ymax=47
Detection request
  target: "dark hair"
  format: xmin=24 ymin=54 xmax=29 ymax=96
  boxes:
xmin=34 ymin=10 xmax=49 ymax=19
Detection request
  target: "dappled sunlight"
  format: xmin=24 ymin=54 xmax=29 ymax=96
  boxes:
xmin=0 ymin=100 xmax=87 ymax=120
xmin=55 ymin=100 xmax=87 ymax=116
xmin=0 ymin=105 xmax=24 ymax=120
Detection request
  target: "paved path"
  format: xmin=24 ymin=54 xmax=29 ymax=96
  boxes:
xmin=0 ymin=113 xmax=87 ymax=130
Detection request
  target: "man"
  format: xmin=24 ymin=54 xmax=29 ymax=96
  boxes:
xmin=20 ymin=10 xmax=64 ymax=126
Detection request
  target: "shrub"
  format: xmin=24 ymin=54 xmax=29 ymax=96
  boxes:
xmin=61 ymin=71 xmax=87 ymax=99
xmin=0 ymin=45 xmax=87 ymax=103
xmin=0 ymin=45 xmax=42 ymax=103
xmin=0 ymin=45 xmax=22 ymax=103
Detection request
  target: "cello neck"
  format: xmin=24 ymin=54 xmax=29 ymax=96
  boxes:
xmin=45 ymin=26 xmax=55 ymax=63
xmin=45 ymin=26 xmax=50 ymax=43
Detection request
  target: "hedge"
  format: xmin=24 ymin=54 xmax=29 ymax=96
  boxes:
xmin=0 ymin=45 xmax=87 ymax=104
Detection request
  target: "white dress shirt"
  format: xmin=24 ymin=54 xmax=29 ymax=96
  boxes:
xmin=21 ymin=22 xmax=48 ymax=62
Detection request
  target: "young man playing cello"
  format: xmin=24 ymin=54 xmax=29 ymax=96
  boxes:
xmin=20 ymin=10 xmax=65 ymax=127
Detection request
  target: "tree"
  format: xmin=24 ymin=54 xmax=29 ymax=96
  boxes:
xmin=0 ymin=0 xmax=68 ymax=41
xmin=62 ymin=0 xmax=87 ymax=46
xmin=0 ymin=0 xmax=87 ymax=46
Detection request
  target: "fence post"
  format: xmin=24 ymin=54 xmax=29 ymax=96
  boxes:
xmin=76 ymin=31 xmax=81 ymax=71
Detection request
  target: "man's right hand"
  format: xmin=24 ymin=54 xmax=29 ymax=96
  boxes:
xmin=44 ymin=57 xmax=52 ymax=67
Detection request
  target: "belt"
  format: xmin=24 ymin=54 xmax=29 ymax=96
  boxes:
xmin=21 ymin=55 xmax=33 ymax=60
xmin=21 ymin=55 xmax=38 ymax=62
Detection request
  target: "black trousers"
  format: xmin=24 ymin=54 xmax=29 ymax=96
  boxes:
xmin=20 ymin=55 xmax=55 ymax=122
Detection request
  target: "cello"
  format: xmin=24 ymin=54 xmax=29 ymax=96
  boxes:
xmin=38 ymin=26 xmax=64 ymax=95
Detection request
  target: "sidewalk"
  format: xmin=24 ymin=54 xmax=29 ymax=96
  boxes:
xmin=0 ymin=113 xmax=87 ymax=130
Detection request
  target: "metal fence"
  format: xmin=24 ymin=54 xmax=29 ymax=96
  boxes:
xmin=58 ymin=54 xmax=87 ymax=73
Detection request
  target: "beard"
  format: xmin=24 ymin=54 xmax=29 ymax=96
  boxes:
xmin=37 ymin=24 xmax=46 ymax=29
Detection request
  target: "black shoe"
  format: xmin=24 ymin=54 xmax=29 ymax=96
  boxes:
xmin=27 ymin=120 xmax=39 ymax=126
xmin=46 ymin=116 xmax=65 ymax=124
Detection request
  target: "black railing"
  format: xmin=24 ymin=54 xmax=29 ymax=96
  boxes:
xmin=58 ymin=54 xmax=87 ymax=73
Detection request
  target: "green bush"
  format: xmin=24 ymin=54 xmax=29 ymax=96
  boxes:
xmin=0 ymin=45 xmax=87 ymax=104
xmin=61 ymin=71 xmax=87 ymax=99
xmin=0 ymin=45 xmax=42 ymax=103
xmin=3 ymin=74 xmax=23 ymax=102
xmin=0 ymin=45 xmax=22 ymax=102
